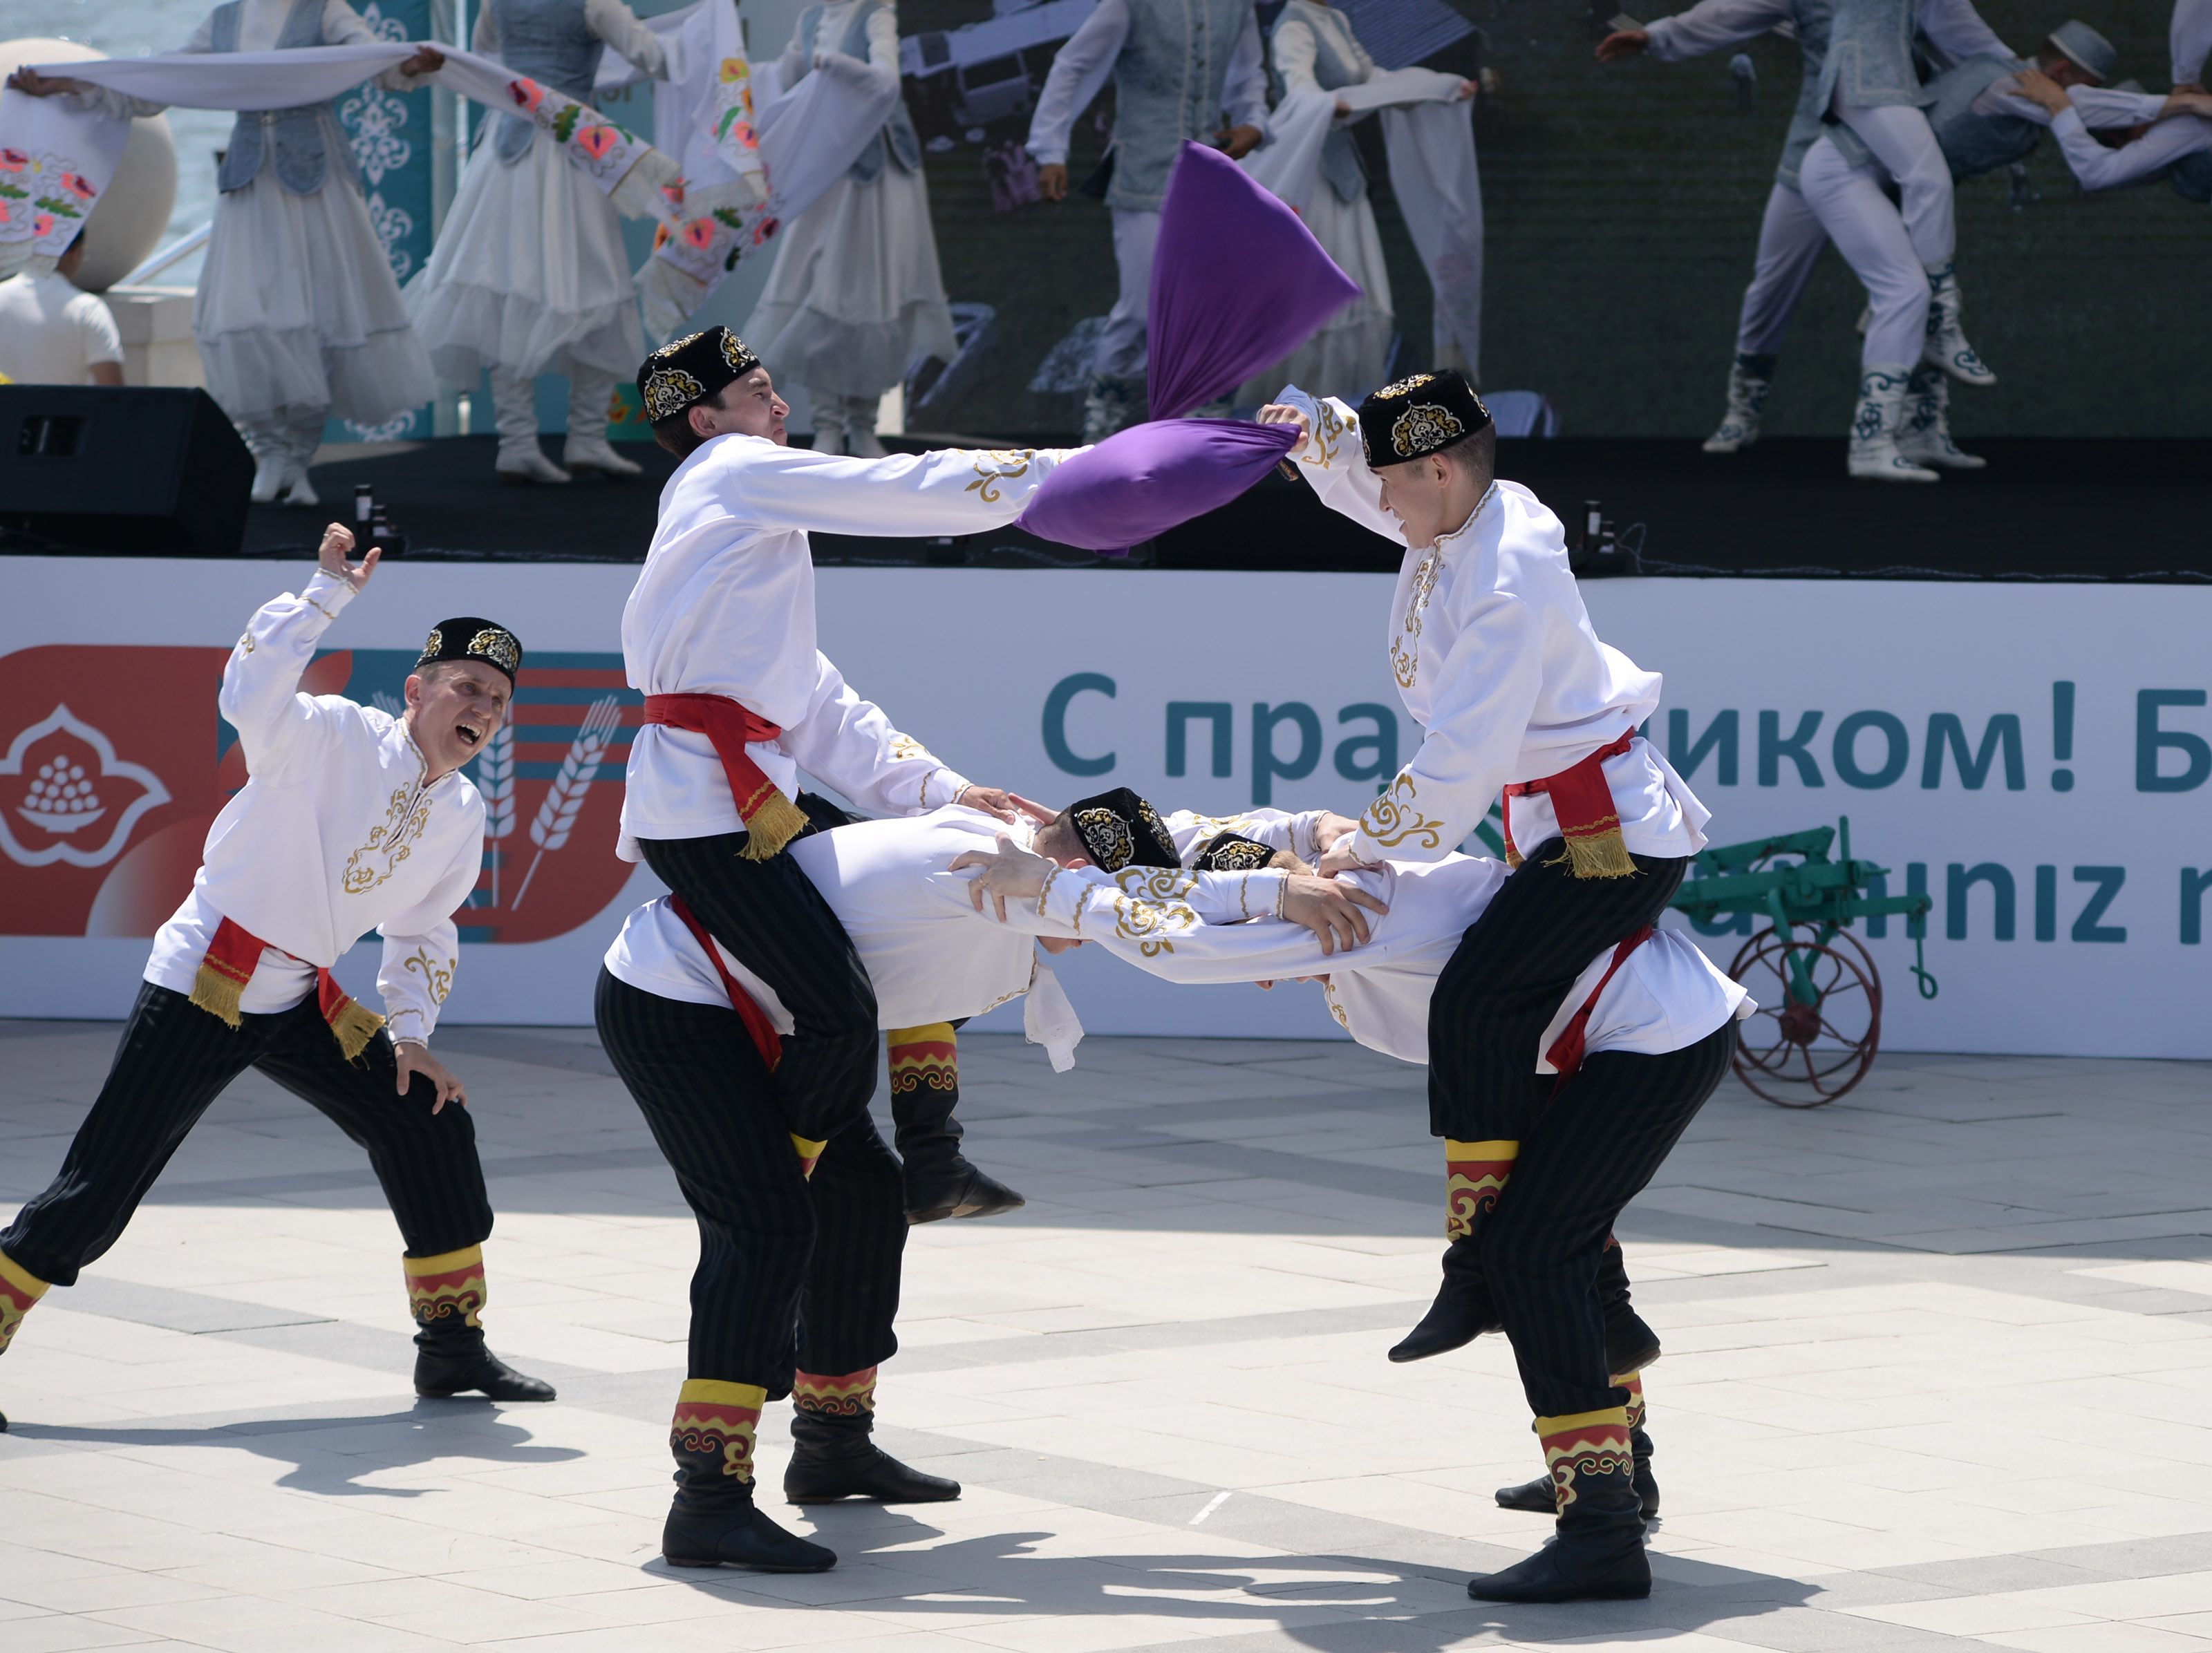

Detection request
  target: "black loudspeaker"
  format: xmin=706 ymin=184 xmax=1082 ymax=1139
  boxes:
xmin=0 ymin=386 xmax=254 ymax=555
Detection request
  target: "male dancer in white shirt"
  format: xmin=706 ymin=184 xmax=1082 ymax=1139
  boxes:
xmin=1025 ymin=0 xmax=1270 ymax=439
xmin=0 ymin=525 xmax=554 ymax=1428
xmin=624 ymin=325 xmax=1081 ymax=1221
xmin=1256 ymin=372 xmax=1711 ymax=1590
xmin=2010 ymin=67 xmax=2212 ymax=196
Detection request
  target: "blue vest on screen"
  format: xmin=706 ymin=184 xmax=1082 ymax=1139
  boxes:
xmin=1107 ymin=0 xmax=1256 ymax=211
xmin=1817 ymin=0 xmax=1937 ymax=113
xmin=1774 ymin=0 xmax=1835 ymax=191
xmin=1274 ymin=1 xmax=1367 ymax=205
xmin=790 ymin=1 xmax=921 ymax=184
xmin=2171 ymin=149 xmax=2212 ymax=204
xmin=489 ymin=0 xmax=608 ymax=163
xmin=214 ymin=0 xmax=362 ymax=196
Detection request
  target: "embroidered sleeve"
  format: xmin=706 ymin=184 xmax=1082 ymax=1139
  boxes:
xmin=727 ymin=442 xmax=1079 ymax=536
xmin=778 ymin=654 xmax=973 ymax=817
xmin=218 ymin=572 xmax=358 ymax=786
xmin=375 ymin=818 xmax=483 ymax=1041
xmin=1280 ymin=393 xmax=1403 ymax=545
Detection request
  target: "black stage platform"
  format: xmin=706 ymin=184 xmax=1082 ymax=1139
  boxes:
xmin=14 ymin=432 xmax=2210 ymax=581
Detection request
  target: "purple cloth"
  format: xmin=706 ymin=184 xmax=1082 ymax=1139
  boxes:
xmin=1147 ymin=140 xmax=1363 ymax=420
xmin=1015 ymin=144 xmax=1356 ymax=554
xmin=1016 ymin=419 xmax=1299 ymax=553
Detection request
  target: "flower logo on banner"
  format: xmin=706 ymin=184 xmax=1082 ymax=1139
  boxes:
xmin=508 ymin=77 xmax=546 ymax=113
xmin=0 ymin=706 xmax=171 ymax=869
xmin=575 ymin=124 xmax=619 ymax=161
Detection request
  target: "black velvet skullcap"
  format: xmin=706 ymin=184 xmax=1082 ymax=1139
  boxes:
xmin=1065 ymin=787 xmax=1178 ymax=873
xmin=1356 ymin=369 xmax=1492 ymax=468
xmin=637 ymin=325 xmax=763 ymax=424
xmin=1191 ymin=831 xmax=1278 ymax=872
xmin=417 ymin=618 xmax=522 ymax=684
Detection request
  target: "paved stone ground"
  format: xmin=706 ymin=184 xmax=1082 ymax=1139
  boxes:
xmin=2 ymin=1019 xmax=2211 ymax=1653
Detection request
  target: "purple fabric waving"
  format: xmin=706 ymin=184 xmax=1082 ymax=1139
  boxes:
xmin=1016 ymin=419 xmax=1300 ymax=554
xmin=1146 ymin=140 xmax=1363 ymax=420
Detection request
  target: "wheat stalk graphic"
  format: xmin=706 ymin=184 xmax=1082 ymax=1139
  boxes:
xmin=510 ymin=696 xmax=621 ymax=911
xmin=472 ymin=724 xmax=518 ymax=907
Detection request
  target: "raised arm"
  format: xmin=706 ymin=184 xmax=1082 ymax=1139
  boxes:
xmin=218 ymin=525 xmax=378 ymax=786
xmin=1263 ymin=390 xmax=1403 ymax=543
xmin=1627 ymin=0 xmax=1792 ymax=63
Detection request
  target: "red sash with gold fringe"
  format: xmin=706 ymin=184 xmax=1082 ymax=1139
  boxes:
xmin=641 ymin=692 xmax=809 ymax=861
xmin=1502 ymin=729 xmax=1638 ymax=880
xmin=668 ymin=896 xmax=782 ymax=1073
xmin=190 ymin=915 xmax=386 ymax=1060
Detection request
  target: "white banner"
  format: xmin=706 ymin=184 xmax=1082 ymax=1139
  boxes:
xmin=1 ymin=558 xmax=2206 ymax=1059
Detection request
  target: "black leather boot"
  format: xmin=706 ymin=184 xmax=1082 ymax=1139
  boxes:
xmin=665 ymin=1473 xmax=836 ymax=1571
xmin=784 ymin=1406 xmax=961 ymax=1504
xmin=891 ymin=1027 xmax=1024 ymax=1224
xmin=1632 ymin=1426 xmax=1660 ymax=1518
xmin=1470 ymin=1425 xmax=1649 ymax=1603
xmin=413 ymin=1325 xmax=556 ymax=1401
xmin=1389 ymin=1236 xmax=1499 ymax=1363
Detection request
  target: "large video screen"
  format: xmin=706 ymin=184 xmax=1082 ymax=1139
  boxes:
xmin=887 ymin=0 xmax=2204 ymax=442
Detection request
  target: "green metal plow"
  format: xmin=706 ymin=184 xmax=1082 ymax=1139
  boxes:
xmin=1668 ymin=817 xmax=1937 ymax=1108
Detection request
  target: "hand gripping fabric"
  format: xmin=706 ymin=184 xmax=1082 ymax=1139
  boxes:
xmin=1016 ymin=140 xmax=1360 ymax=554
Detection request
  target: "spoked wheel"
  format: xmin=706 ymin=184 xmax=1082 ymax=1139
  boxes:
xmin=1726 ymin=927 xmax=1883 ymax=1107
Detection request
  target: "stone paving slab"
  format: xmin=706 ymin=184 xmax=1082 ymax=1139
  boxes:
xmin=1 ymin=1022 xmax=2209 ymax=1652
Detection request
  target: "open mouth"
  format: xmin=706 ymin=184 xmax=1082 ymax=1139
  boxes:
xmin=456 ymin=721 xmax=482 ymax=749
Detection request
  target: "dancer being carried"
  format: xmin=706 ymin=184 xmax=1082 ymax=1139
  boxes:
xmin=7 ymin=3 xmax=442 ymax=506
xmin=953 ymin=789 xmax=1747 ymax=1603
xmin=2010 ymin=66 xmax=2212 ymax=199
xmin=621 ymin=325 xmax=1089 ymax=1218
xmin=404 ymin=0 xmax=670 ymax=486
xmin=742 ymin=1 xmax=957 ymax=458
xmin=0 ymin=525 xmax=554 ymax=1429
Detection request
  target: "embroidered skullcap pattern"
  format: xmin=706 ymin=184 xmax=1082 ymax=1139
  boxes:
xmin=1063 ymin=787 xmax=1178 ymax=873
xmin=637 ymin=325 xmax=761 ymax=424
xmin=1192 ymin=831 xmax=1276 ymax=871
xmin=1356 ymin=368 xmax=1492 ymax=468
xmin=418 ymin=616 xmax=525 ymax=685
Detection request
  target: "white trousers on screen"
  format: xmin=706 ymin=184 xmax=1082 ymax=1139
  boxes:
xmin=1092 ymin=207 xmax=1161 ymax=381
xmin=1835 ymin=101 xmax=1956 ymax=265
xmin=1732 ymin=182 xmax=1829 ymax=356
xmin=1797 ymin=133 xmax=1931 ymax=369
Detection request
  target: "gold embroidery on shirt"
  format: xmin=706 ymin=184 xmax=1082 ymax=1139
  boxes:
xmin=238 ymin=632 xmax=256 ymax=654
xmin=403 ymin=947 xmax=454 ymax=1004
xmin=963 ymin=450 xmax=1035 ymax=505
xmin=344 ymin=785 xmax=433 ymax=894
xmin=888 ymin=733 xmax=928 ymax=762
xmin=1391 ymin=546 xmax=1444 ymax=689
xmin=1361 ymin=773 xmax=1445 ymax=851
xmin=1302 ymin=400 xmax=1347 ymax=471
xmin=1104 ymin=868 xmax=1200 ymax=956
xmin=303 ymin=592 xmax=342 ymax=623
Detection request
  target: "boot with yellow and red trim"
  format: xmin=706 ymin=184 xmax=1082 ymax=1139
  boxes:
xmin=1389 ymin=1140 xmax=1515 ymax=1363
xmin=1469 ymin=1407 xmax=1650 ymax=1603
xmin=784 ymin=1366 xmax=961 ymax=1504
xmin=890 ymin=1024 xmax=1024 ymax=1225
xmin=1495 ymin=1369 xmax=1659 ymax=1520
xmin=0 ymin=1248 xmax=53 ymax=1432
xmin=665 ymin=1379 xmax=836 ymax=1571
xmin=406 ymin=1246 xmax=556 ymax=1402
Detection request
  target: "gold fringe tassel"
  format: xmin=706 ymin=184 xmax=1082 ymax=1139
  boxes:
xmin=1546 ymin=826 xmax=1639 ymax=881
xmin=330 ymin=999 xmax=386 ymax=1062
xmin=189 ymin=962 xmax=247 ymax=1029
xmin=735 ymin=788 xmax=811 ymax=862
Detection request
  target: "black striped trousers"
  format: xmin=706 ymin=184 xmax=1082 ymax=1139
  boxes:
xmin=594 ymin=969 xmax=906 ymax=1392
xmin=1485 ymin=1023 xmax=1736 ymax=1419
xmin=1427 ymin=838 xmax=1689 ymax=1142
xmin=637 ymin=798 xmax=879 ymax=1144
xmin=1 ymin=981 xmax=494 ymax=1287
